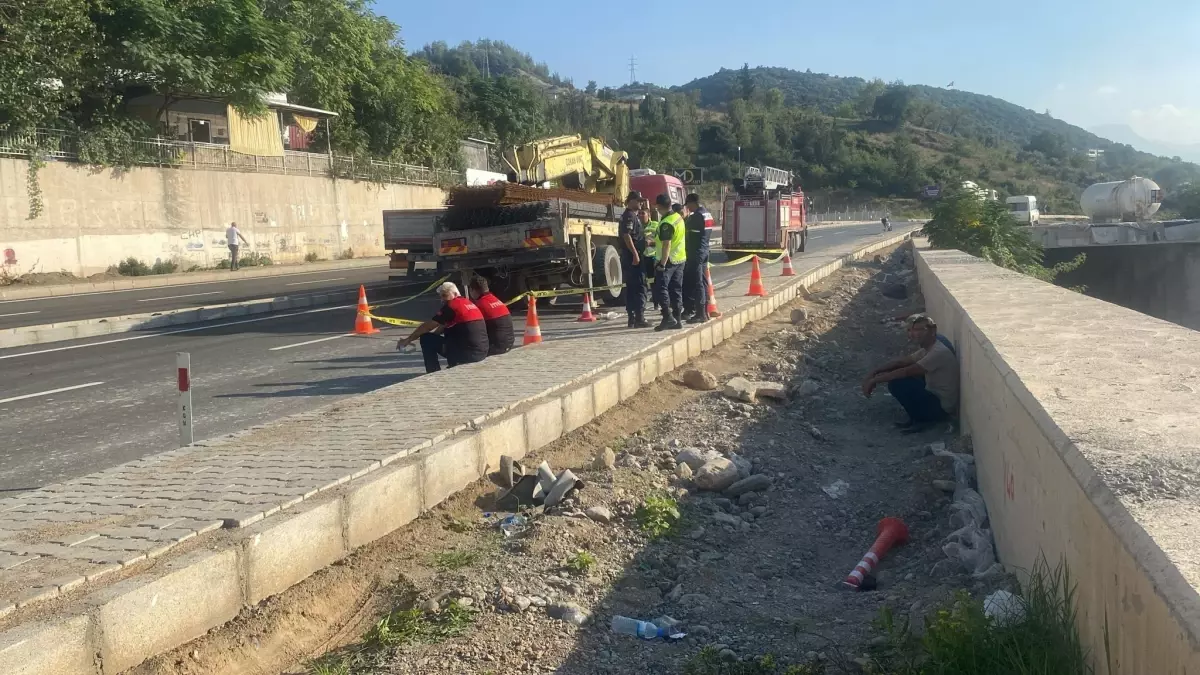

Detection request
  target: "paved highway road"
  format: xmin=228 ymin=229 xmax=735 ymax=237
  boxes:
xmin=0 ymin=222 xmax=894 ymax=492
xmin=0 ymin=264 xmax=393 ymax=330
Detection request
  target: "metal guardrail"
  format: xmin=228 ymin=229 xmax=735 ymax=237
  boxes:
xmin=0 ymin=128 xmax=460 ymax=187
xmin=807 ymin=210 xmax=889 ymax=223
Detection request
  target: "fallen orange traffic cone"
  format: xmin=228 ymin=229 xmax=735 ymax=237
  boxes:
xmin=577 ymin=292 xmax=597 ymax=322
xmin=745 ymin=256 xmax=768 ymax=297
xmin=705 ymin=263 xmax=722 ymax=318
xmin=523 ymin=295 xmax=543 ymax=345
xmin=780 ymin=251 xmax=796 ymax=276
xmin=844 ymin=518 xmax=909 ymax=589
xmin=353 ymin=284 xmax=379 ymax=334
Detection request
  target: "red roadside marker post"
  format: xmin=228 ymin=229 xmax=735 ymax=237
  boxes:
xmin=177 ymin=352 xmax=193 ymax=447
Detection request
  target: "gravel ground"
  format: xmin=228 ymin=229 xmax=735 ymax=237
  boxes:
xmin=342 ymin=247 xmax=1011 ymax=675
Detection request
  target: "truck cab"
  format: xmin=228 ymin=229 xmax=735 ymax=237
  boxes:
xmin=1006 ymin=195 xmax=1039 ymax=225
xmin=629 ymin=171 xmax=686 ymax=210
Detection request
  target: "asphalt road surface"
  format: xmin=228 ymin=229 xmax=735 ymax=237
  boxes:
xmin=0 ymin=265 xmax=391 ymax=330
xmin=0 ymin=221 xmax=893 ymax=492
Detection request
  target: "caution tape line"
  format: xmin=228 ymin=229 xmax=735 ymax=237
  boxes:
xmin=366 ymin=312 xmax=424 ymax=327
xmin=360 ymin=274 xmax=451 ymax=328
xmin=528 ymin=284 xmax=625 ymax=299
xmin=709 ymin=251 xmax=788 ymax=268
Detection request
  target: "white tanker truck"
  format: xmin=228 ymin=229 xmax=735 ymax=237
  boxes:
xmin=1080 ymin=176 xmax=1163 ymax=223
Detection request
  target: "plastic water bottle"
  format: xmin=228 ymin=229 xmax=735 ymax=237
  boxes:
xmin=610 ymin=615 xmax=664 ymax=640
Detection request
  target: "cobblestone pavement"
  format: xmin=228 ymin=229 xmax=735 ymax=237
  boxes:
xmin=0 ymin=229 xmax=917 ymax=617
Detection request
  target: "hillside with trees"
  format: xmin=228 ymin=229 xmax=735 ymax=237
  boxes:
xmin=5 ymin=2 xmax=1200 ymax=216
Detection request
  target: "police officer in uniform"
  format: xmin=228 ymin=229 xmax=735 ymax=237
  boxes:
xmin=651 ymin=193 xmax=687 ymax=331
xmin=640 ymin=206 xmax=658 ymax=311
xmin=681 ymin=193 xmax=715 ymax=323
xmin=619 ymin=191 xmax=651 ymax=328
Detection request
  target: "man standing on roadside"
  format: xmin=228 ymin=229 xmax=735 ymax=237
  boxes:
xmin=862 ymin=315 xmax=959 ymax=433
xmin=619 ymin=191 xmax=650 ymax=328
xmin=651 ymin=193 xmax=687 ymax=331
xmin=226 ymin=222 xmax=249 ymax=271
xmin=681 ymin=193 xmax=714 ymax=323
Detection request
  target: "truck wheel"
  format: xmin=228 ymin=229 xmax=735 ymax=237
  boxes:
xmin=594 ymin=245 xmax=624 ymax=307
xmin=798 ymin=230 xmax=808 ymax=253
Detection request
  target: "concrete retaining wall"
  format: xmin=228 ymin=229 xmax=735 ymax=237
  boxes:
xmin=0 ymin=233 xmax=912 ymax=675
xmin=0 ymin=158 xmax=444 ymax=277
xmin=916 ymin=245 xmax=1200 ymax=674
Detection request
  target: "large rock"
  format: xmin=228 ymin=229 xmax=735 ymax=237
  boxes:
xmin=793 ymin=380 xmax=820 ymax=397
xmin=682 ymin=369 xmax=718 ymax=391
xmin=755 ymin=382 xmax=788 ymax=400
xmin=693 ymin=458 xmax=740 ymax=492
xmin=547 ymin=602 xmax=589 ymax=625
xmin=725 ymin=474 xmax=771 ymax=497
xmin=727 ymin=452 xmax=752 ymax=478
xmin=585 ymin=506 xmax=613 ymax=523
xmin=676 ymin=447 xmax=721 ymax=471
xmin=593 ymin=447 xmax=616 ymax=470
xmin=723 ymin=377 xmax=757 ymax=403
xmin=790 ymin=308 xmax=810 ymax=325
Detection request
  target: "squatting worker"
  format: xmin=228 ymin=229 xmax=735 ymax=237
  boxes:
xmin=651 ymin=193 xmax=687 ymax=331
xmin=619 ymin=191 xmax=650 ymax=328
xmin=640 ymin=206 xmax=659 ymax=311
xmin=225 ymin=222 xmax=249 ymax=271
xmin=681 ymin=193 xmax=714 ymax=324
xmin=397 ymin=282 xmax=489 ymax=374
xmin=861 ymin=315 xmax=959 ymax=433
xmin=468 ymin=276 xmax=514 ymax=355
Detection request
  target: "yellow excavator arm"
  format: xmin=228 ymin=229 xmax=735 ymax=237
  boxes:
xmin=502 ymin=134 xmax=629 ymax=203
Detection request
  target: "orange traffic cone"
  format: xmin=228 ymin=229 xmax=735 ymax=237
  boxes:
xmin=523 ymin=295 xmax=543 ymax=345
xmin=353 ymin=284 xmax=379 ymax=334
xmin=745 ymin=256 xmax=768 ymax=297
xmin=705 ymin=263 xmax=722 ymax=318
xmin=780 ymin=251 xmax=796 ymax=277
xmin=577 ymin=292 xmax=597 ymax=322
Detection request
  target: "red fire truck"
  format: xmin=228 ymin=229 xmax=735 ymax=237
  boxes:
xmin=721 ymin=166 xmax=806 ymax=261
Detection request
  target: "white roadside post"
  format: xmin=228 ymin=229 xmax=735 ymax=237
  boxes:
xmin=177 ymin=352 xmax=194 ymax=447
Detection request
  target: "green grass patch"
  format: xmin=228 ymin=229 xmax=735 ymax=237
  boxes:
xmin=871 ymin=557 xmax=1092 ymax=675
xmin=683 ymin=648 xmax=820 ymax=674
xmin=307 ymin=597 xmax=478 ymax=674
xmin=635 ymin=492 xmax=681 ymax=538
xmin=432 ymin=549 xmax=479 ymax=572
xmin=565 ymin=550 xmax=597 ymax=575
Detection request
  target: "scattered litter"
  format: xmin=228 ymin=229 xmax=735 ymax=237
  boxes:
xmin=822 ymin=479 xmax=849 ymax=499
xmin=498 ymin=514 xmax=528 ymax=538
xmin=599 ymin=311 xmax=620 ymax=320
xmin=491 ymin=459 xmax=584 ymax=511
xmin=983 ymin=590 xmax=1026 ymax=626
xmin=610 ymin=615 xmax=686 ymax=640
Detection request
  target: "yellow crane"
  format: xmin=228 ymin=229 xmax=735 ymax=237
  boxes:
xmin=501 ymin=135 xmax=630 ymax=203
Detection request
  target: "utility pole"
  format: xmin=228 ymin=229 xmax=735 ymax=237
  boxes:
xmin=629 ymin=56 xmax=637 ymax=85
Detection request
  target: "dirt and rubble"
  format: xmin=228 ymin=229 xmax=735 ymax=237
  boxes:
xmin=133 ymin=244 xmax=1013 ymax=675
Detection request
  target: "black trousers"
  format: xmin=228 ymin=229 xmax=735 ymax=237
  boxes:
xmin=683 ymin=254 xmax=708 ymax=316
xmin=652 ymin=263 xmax=684 ymax=318
xmin=420 ymin=333 xmax=485 ymax=374
xmin=887 ymin=376 xmax=948 ymax=425
xmin=623 ymin=257 xmax=646 ymax=318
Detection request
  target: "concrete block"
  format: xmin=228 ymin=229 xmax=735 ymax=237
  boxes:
xmin=639 ymin=353 xmax=658 ymax=385
xmin=562 ymin=384 xmax=594 ymax=433
xmin=525 ymin=398 xmax=563 ymax=451
xmin=0 ymin=615 xmax=97 ymax=675
xmin=479 ymin=414 xmax=528 ymax=476
xmin=686 ymin=333 xmax=702 ymax=358
xmin=618 ymin=362 xmax=641 ymax=400
xmin=243 ymin=499 xmax=345 ymax=605
xmin=657 ymin=345 xmax=675 ymax=376
xmin=96 ymin=550 xmax=242 ymax=674
xmin=345 ymin=457 xmax=423 ymax=549
xmin=699 ymin=326 xmax=713 ymax=352
xmin=592 ymin=372 xmax=620 ymax=416
xmin=672 ymin=339 xmax=689 ymax=370
xmin=421 ymin=434 xmax=483 ymax=510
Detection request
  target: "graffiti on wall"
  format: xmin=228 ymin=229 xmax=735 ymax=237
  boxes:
xmin=3 ymin=248 xmax=16 ymax=266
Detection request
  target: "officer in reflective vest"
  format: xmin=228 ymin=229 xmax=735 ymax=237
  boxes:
xmin=641 ymin=207 xmax=659 ymax=310
xmin=651 ymin=194 xmax=687 ymax=330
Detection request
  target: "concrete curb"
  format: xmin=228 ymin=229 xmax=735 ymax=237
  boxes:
xmin=0 ymin=289 xmax=364 ymax=350
xmin=0 ymin=233 xmax=912 ymax=675
xmin=0 ymin=257 xmax=386 ymax=302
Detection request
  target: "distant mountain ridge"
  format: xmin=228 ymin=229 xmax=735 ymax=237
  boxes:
xmin=675 ymin=67 xmax=1190 ymax=165
xmin=1090 ymin=124 xmax=1200 ymax=164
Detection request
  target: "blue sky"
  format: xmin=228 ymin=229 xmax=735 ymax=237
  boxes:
xmin=388 ymin=0 xmax=1200 ymax=144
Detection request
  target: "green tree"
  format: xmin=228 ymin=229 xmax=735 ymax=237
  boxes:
xmin=1168 ymin=183 xmax=1200 ymax=218
xmin=738 ymin=63 xmax=755 ymax=101
xmin=1025 ymin=130 xmax=1068 ymax=160
xmin=923 ymin=190 xmax=1083 ymax=282
xmin=856 ymin=78 xmax=886 ymax=116
xmin=584 ymin=80 xmax=597 ymax=96
xmin=871 ymin=83 xmax=913 ymax=128
xmin=0 ymin=0 xmax=96 ymax=131
xmin=464 ymin=75 xmax=546 ymax=149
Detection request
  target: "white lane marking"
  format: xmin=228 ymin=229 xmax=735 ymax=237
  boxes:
xmin=0 ymin=267 xmax=383 ymax=305
xmin=285 ymin=277 xmax=346 ymax=287
xmin=811 ymin=235 xmax=823 ymax=239
xmin=0 ymin=302 xmax=358 ymax=362
xmin=0 ymin=381 xmax=104 ymax=404
xmin=0 ymin=311 xmax=40 ymax=318
xmin=136 ymin=291 xmax=223 ymax=303
xmin=268 ymin=334 xmax=354 ymax=351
